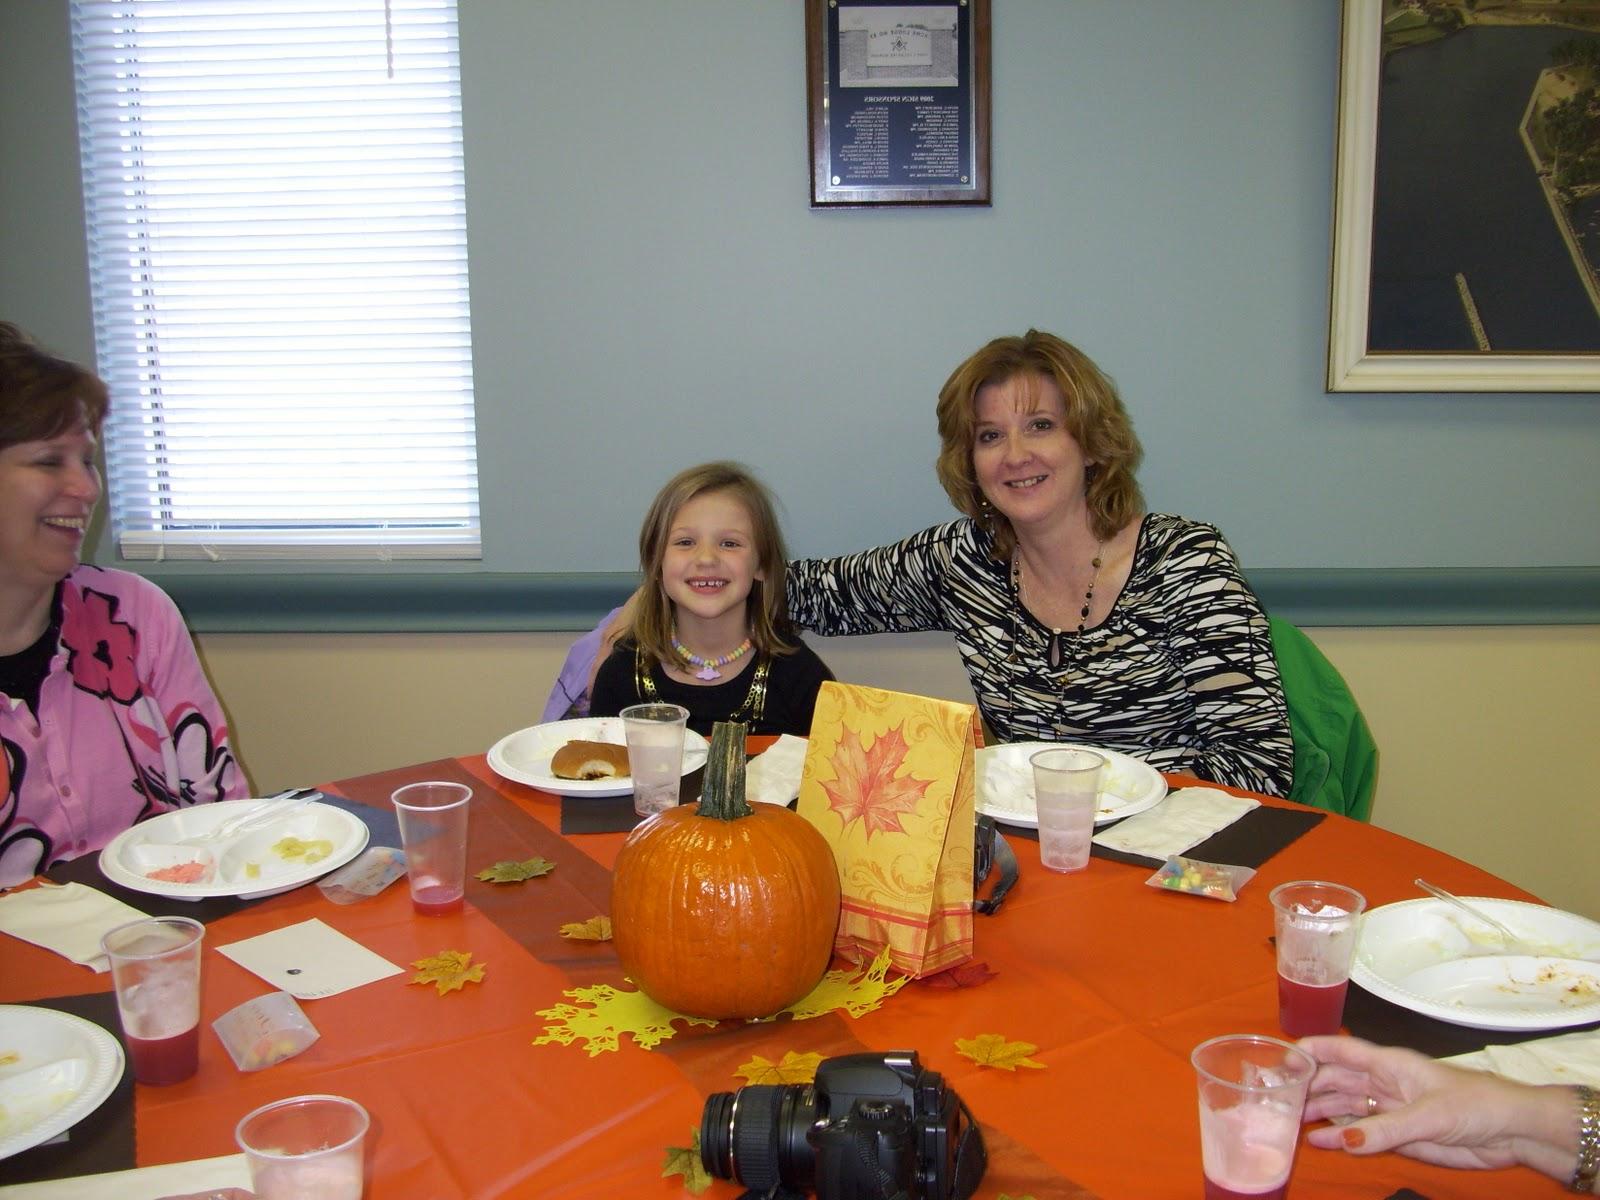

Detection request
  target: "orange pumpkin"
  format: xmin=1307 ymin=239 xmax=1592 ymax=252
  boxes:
xmin=610 ymin=721 xmax=841 ymax=1019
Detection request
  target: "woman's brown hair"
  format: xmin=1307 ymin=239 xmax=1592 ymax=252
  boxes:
xmin=934 ymin=328 xmax=1143 ymax=559
xmin=632 ymin=462 xmax=797 ymax=667
xmin=0 ymin=323 xmax=109 ymax=452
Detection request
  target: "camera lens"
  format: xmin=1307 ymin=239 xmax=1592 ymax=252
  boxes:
xmin=699 ymin=1083 xmax=818 ymax=1191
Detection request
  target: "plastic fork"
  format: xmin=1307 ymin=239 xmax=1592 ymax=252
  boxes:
xmin=176 ymin=789 xmax=323 ymax=849
xmin=1414 ymin=878 xmax=1526 ymax=952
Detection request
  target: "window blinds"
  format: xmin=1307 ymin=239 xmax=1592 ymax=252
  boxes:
xmin=71 ymin=0 xmax=480 ymax=561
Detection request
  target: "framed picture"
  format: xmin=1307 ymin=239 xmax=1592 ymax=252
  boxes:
xmin=805 ymin=0 xmax=991 ymax=207
xmin=1328 ymin=0 xmax=1600 ymax=391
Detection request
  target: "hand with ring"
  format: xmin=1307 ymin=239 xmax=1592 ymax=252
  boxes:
xmin=1299 ymin=1035 xmax=1591 ymax=1185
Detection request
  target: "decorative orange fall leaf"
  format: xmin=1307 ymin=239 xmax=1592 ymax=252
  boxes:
xmin=921 ymin=960 xmax=997 ymax=990
xmin=559 ymin=916 xmax=612 ymax=941
xmin=735 ymin=1051 xmax=824 ymax=1086
xmin=956 ymin=1033 xmax=1045 ymax=1071
xmin=411 ymin=949 xmax=486 ymax=995
xmin=820 ymin=723 xmax=929 ymax=838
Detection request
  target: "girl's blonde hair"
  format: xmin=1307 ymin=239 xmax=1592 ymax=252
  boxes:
xmin=934 ymin=329 xmax=1144 ymax=558
xmin=632 ymin=462 xmax=797 ymax=666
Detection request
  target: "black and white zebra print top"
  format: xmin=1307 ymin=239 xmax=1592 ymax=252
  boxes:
xmin=786 ymin=513 xmax=1294 ymax=797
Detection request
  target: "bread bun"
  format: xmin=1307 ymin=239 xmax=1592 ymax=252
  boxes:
xmin=550 ymin=739 xmax=631 ymax=781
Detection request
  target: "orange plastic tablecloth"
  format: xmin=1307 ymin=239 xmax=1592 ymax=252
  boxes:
xmin=1 ymin=753 xmax=1568 ymax=1199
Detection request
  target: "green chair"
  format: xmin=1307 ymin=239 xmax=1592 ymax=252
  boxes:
xmin=1268 ymin=617 xmax=1378 ymax=822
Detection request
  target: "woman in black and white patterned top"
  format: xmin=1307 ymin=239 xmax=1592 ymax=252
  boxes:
xmin=786 ymin=330 xmax=1294 ymax=797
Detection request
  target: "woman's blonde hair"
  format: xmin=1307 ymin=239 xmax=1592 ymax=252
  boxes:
xmin=633 ymin=462 xmax=797 ymax=666
xmin=934 ymin=329 xmax=1144 ymax=558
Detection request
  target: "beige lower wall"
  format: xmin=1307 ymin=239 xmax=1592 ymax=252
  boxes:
xmin=193 ymin=625 xmax=1600 ymax=920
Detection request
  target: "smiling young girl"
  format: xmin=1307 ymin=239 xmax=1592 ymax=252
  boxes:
xmin=588 ymin=462 xmax=832 ymax=737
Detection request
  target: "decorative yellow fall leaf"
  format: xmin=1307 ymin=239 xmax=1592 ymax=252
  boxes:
xmin=820 ymin=723 xmax=929 ymax=838
xmin=736 ymin=1050 xmax=824 ymax=1086
xmin=662 ymin=1128 xmax=712 ymax=1195
xmin=956 ymin=1033 xmax=1045 ymax=1071
xmin=410 ymin=949 xmax=486 ymax=995
xmin=533 ymin=984 xmax=718 ymax=1055
xmin=998 ymin=1194 xmax=1039 ymax=1200
xmin=559 ymin=915 xmax=612 ymax=941
xmin=781 ymin=947 xmax=908 ymax=1020
xmin=531 ymin=950 xmax=912 ymax=1056
xmin=476 ymin=856 xmax=556 ymax=883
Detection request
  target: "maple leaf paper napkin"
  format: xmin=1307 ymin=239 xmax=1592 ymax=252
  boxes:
xmin=796 ymin=682 xmax=979 ymax=978
xmin=1091 ymin=786 xmax=1258 ymax=861
xmin=0 ymin=882 xmax=150 ymax=972
xmin=745 ymin=734 xmax=808 ymax=805
xmin=217 ymin=918 xmax=402 ymax=999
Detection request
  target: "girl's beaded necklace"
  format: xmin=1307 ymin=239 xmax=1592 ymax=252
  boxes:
xmin=671 ymin=632 xmax=754 ymax=681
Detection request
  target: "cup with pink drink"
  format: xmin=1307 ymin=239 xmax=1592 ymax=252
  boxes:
xmin=100 ymin=915 xmax=205 ymax=1086
xmin=391 ymin=780 xmax=472 ymax=916
xmin=1192 ymin=1033 xmax=1315 ymax=1200
xmin=1029 ymin=747 xmax=1104 ymax=872
xmin=1270 ymin=880 xmax=1366 ymax=1037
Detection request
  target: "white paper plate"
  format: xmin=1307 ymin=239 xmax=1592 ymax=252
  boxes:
xmin=0 ymin=1005 xmax=124 ymax=1160
xmin=974 ymin=742 xmax=1168 ymax=829
xmin=1352 ymin=898 xmax=1600 ymax=1031
xmin=98 ymin=800 xmax=369 ymax=900
xmin=487 ymin=716 xmax=712 ymax=798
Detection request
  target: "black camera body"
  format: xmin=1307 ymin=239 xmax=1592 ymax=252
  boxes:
xmin=700 ymin=1050 xmax=986 ymax=1200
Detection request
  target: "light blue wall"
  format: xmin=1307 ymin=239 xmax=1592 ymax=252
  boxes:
xmin=3 ymin=2 xmax=1598 ymax=627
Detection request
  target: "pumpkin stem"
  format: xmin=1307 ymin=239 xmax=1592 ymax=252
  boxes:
xmin=698 ymin=721 xmax=752 ymax=821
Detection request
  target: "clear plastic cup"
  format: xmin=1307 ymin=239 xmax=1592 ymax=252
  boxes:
xmin=100 ymin=915 xmax=205 ymax=1086
xmin=391 ymin=781 xmax=472 ymax=916
xmin=1029 ymin=747 xmax=1105 ymax=872
xmin=621 ymin=703 xmax=690 ymax=817
xmin=1192 ymin=1034 xmax=1315 ymax=1200
xmin=235 ymin=1093 xmax=369 ymax=1200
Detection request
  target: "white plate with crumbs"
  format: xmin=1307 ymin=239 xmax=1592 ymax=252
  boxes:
xmin=98 ymin=800 xmax=368 ymax=900
xmin=1352 ymin=898 xmax=1600 ymax=1031
xmin=974 ymin=742 xmax=1167 ymax=829
xmin=487 ymin=717 xmax=711 ymax=798
xmin=0 ymin=1005 xmax=124 ymax=1160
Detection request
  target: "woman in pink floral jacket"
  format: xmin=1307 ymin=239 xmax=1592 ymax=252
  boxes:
xmin=0 ymin=325 xmax=248 ymax=887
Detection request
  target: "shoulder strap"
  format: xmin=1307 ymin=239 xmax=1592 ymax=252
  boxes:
xmin=972 ymin=816 xmax=1018 ymax=916
xmin=633 ymin=646 xmax=660 ymax=702
xmin=731 ymin=657 xmax=771 ymax=725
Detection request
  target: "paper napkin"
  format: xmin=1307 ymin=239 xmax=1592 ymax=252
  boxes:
xmin=0 ymin=1153 xmax=252 ymax=1199
xmin=745 ymin=734 xmax=808 ymax=805
xmin=216 ymin=917 xmax=402 ymax=999
xmin=1091 ymin=786 xmax=1259 ymax=861
xmin=0 ymin=882 xmax=150 ymax=972
xmin=1446 ymin=1028 xmax=1600 ymax=1087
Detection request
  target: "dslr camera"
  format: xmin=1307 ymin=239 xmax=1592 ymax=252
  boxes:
xmin=699 ymin=1050 xmax=986 ymax=1200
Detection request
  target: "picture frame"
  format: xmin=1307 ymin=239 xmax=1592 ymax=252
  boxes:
xmin=805 ymin=0 xmax=991 ymax=208
xmin=1328 ymin=0 xmax=1600 ymax=392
